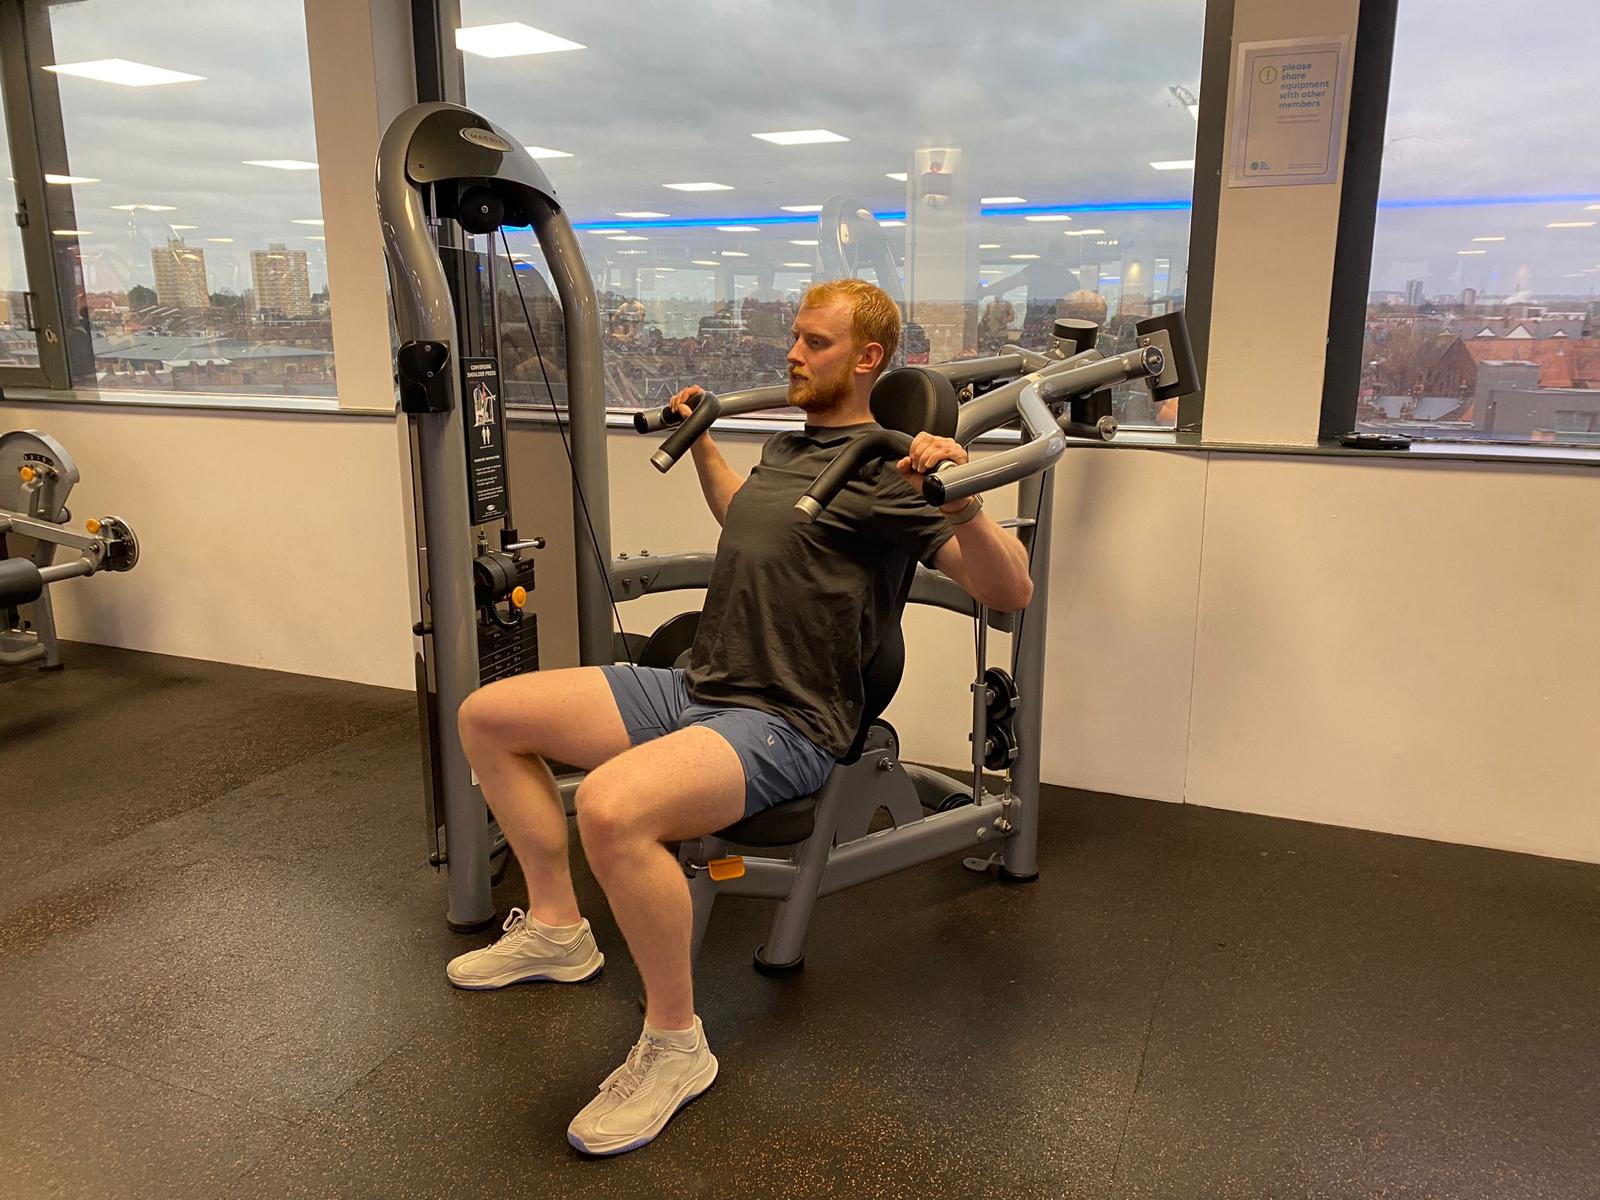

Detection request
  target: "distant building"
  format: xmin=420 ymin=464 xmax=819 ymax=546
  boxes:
xmin=250 ymin=244 xmax=313 ymax=318
xmin=1461 ymin=287 xmax=1476 ymax=310
xmin=1405 ymin=279 xmax=1425 ymax=308
xmin=150 ymin=239 xmax=209 ymax=310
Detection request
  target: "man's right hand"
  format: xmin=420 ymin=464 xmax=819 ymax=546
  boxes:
xmin=668 ymin=385 xmax=704 ymax=424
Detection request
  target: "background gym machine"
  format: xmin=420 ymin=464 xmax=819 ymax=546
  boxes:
xmin=0 ymin=429 xmax=139 ymax=671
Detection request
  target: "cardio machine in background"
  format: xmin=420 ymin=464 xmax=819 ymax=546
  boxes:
xmin=0 ymin=430 xmax=139 ymax=671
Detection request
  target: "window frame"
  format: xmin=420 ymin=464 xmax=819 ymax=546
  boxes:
xmin=0 ymin=0 xmax=73 ymax=389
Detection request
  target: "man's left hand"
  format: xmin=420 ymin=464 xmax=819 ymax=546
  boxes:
xmin=896 ymin=434 xmax=971 ymax=513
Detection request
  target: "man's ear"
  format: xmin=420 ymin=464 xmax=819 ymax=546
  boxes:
xmin=855 ymin=341 xmax=886 ymax=375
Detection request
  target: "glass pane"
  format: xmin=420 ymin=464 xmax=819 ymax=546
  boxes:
xmin=0 ymin=82 xmax=41 ymax=370
xmin=36 ymin=0 xmax=334 ymax=398
xmin=462 ymin=3 xmax=1203 ymax=425
xmin=1362 ymin=0 xmax=1599 ymax=445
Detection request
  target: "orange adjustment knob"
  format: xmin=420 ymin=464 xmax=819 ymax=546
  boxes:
xmin=85 ymin=518 xmax=102 ymax=535
xmin=510 ymin=586 xmax=527 ymax=608
xmin=19 ymin=466 xmax=34 ymax=483
xmin=707 ymin=856 xmax=746 ymax=882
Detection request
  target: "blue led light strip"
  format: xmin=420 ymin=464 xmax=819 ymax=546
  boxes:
xmin=543 ymin=191 xmax=1600 ymax=234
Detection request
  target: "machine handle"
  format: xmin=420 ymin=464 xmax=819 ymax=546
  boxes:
xmin=794 ymin=429 xmax=914 ymax=521
xmin=634 ymin=391 xmax=706 ymax=434
xmin=649 ymin=390 xmax=721 ymax=472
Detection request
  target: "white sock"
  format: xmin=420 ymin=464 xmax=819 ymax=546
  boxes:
xmin=644 ymin=1018 xmax=700 ymax=1050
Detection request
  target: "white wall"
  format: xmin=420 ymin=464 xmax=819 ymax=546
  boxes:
xmin=2 ymin=402 xmax=415 ymax=689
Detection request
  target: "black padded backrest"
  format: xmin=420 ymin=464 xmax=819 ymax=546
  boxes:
xmin=870 ymin=366 xmax=959 ymax=438
xmin=839 ymin=564 xmax=917 ymax=765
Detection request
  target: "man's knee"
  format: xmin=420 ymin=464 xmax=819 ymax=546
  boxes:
xmin=457 ymin=682 xmax=527 ymax=753
xmin=575 ymin=773 xmax=639 ymax=860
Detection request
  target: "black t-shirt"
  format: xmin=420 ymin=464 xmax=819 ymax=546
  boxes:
xmin=684 ymin=422 xmax=956 ymax=757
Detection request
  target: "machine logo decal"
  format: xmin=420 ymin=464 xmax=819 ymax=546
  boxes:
xmin=459 ymin=127 xmax=514 ymax=153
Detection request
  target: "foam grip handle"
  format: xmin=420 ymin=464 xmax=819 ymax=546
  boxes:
xmin=0 ymin=558 xmax=44 ymax=607
xmin=651 ymin=391 xmax=720 ymax=471
xmin=797 ymin=429 xmax=913 ymax=520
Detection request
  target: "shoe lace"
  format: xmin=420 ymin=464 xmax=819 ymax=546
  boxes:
xmin=496 ymin=907 xmax=532 ymax=945
xmin=603 ymin=1037 xmax=667 ymax=1102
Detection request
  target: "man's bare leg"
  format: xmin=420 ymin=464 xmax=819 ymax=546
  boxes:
xmin=457 ymin=667 xmax=632 ymax=926
xmin=575 ymin=727 xmax=745 ymax=1030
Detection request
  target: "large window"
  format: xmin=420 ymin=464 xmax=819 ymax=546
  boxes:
xmin=461 ymin=2 xmax=1204 ymax=424
xmin=18 ymin=0 xmax=334 ymax=398
xmin=1358 ymin=0 xmax=1599 ymax=445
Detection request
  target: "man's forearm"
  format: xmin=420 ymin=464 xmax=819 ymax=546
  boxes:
xmin=948 ymin=507 xmax=1034 ymax=611
xmin=690 ymin=437 xmax=744 ymax=525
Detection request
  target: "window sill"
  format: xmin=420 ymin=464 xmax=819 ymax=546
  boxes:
xmin=0 ymin=385 xmax=393 ymax=419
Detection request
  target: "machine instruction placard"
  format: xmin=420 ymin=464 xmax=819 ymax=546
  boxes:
xmin=462 ymin=357 xmax=508 ymax=524
xmin=1229 ymin=36 xmax=1348 ymax=188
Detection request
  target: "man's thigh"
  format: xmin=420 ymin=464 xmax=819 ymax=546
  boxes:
xmin=579 ymin=727 xmax=746 ymax=843
xmin=464 ymin=666 xmax=633 ymax=772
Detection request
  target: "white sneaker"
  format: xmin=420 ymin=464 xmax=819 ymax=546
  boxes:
xmin=567 ymin=1018 xmax=719 ymax=1156
xmin=445 ymin=908 xmax=604 ymax=989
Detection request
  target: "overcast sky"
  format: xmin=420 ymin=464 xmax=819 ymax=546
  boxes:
xmin=8 ymin=0 xmax=1597 ymax=306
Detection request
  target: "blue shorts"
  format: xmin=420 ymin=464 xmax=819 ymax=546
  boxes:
xmin=598 ymin=665 xmax=835 ymax=818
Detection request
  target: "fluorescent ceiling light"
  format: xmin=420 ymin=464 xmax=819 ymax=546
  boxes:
xmin=790 ymin=239 xmax=819 ymax=246
xmin=691 ymin=259 xmax=721 ymax=266
xmin=455 ymin=22 xmax=585 ymax=58
xmin=290 ymin=219 xmax=324 ymax=226
xmin=1150 ymin=159 xmax=1195 ymax=170
xmin=717 ymin=225 xmax=760 ymax=232
xmin=879 ymin=220 xmax=905 ymax=227
xmin=586 ymin=228 xmax=625 ymax=235
xmin=1547 ymin=221 xmax=1596 ymax=228
xmin=885 ymin=172 xmax=908 ymax=182
xmin=1099 ymin=275 xmax=1121 ymax=282
xmin=206 ymin=237 xmax=234 ymax=243
xmin=1024 ymin=214 xmax=1073 ymax=222
xmin=169 ymin=224 xmax=198 ymax=230
xmin=52 ymin=229 xmax=91 ymax=236
xmin=44 ymin=59 xmax=203 ymax=87
xmin=608 ymin=235 xmax=647 ymax=241
xmin=719 ymin=250 xmax=748 ymax=256
xmin=664 ymin=181 xmax=733 ymax=192
xmin=752 ymin=129 xmax=849 ymax=145
xmin=781 ymin=204 xmax=824 ymax=213
xmin=654 ymin=267 xmax=675 ymax=271
xmin=524 ymin=146 xmax=573 ymax=160
xmin=1065 ymin=228 xmax=1107 ymax=236
xmin=110 ymin=203 xmax=176 ymax=211
xmin=1471 ymin=236 xmax=1505 ymax=242
xmin=306 ymin=236 xmax=326 ymax=241
xmin=615 ymin=211 xmax=667 ymax=218
xmin=617 ymin=249 xmax=647 ymax=255
xmin=979 ymin=243 xmax=1000 ymax=249
xmin=981 ymin=196 xmax=1025 ymax=205
xmin=45 ymin=174 xmax=98 ymax=185
xmin=782 ymin=261 xmax=811 ymax=267
xmin=243 ymin=160 xmax=318 ymax=171
xmin=1010 ymin=253 xmax=1040 ymax=260
xmin=1457 ymin=249 xmax=1486 ymax=255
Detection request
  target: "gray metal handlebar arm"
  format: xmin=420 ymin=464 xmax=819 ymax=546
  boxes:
xmin=923 ymin=383 xmax=1065 ymax=506
xmin=1035 ymin=345 xmax=1165 ymax=405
